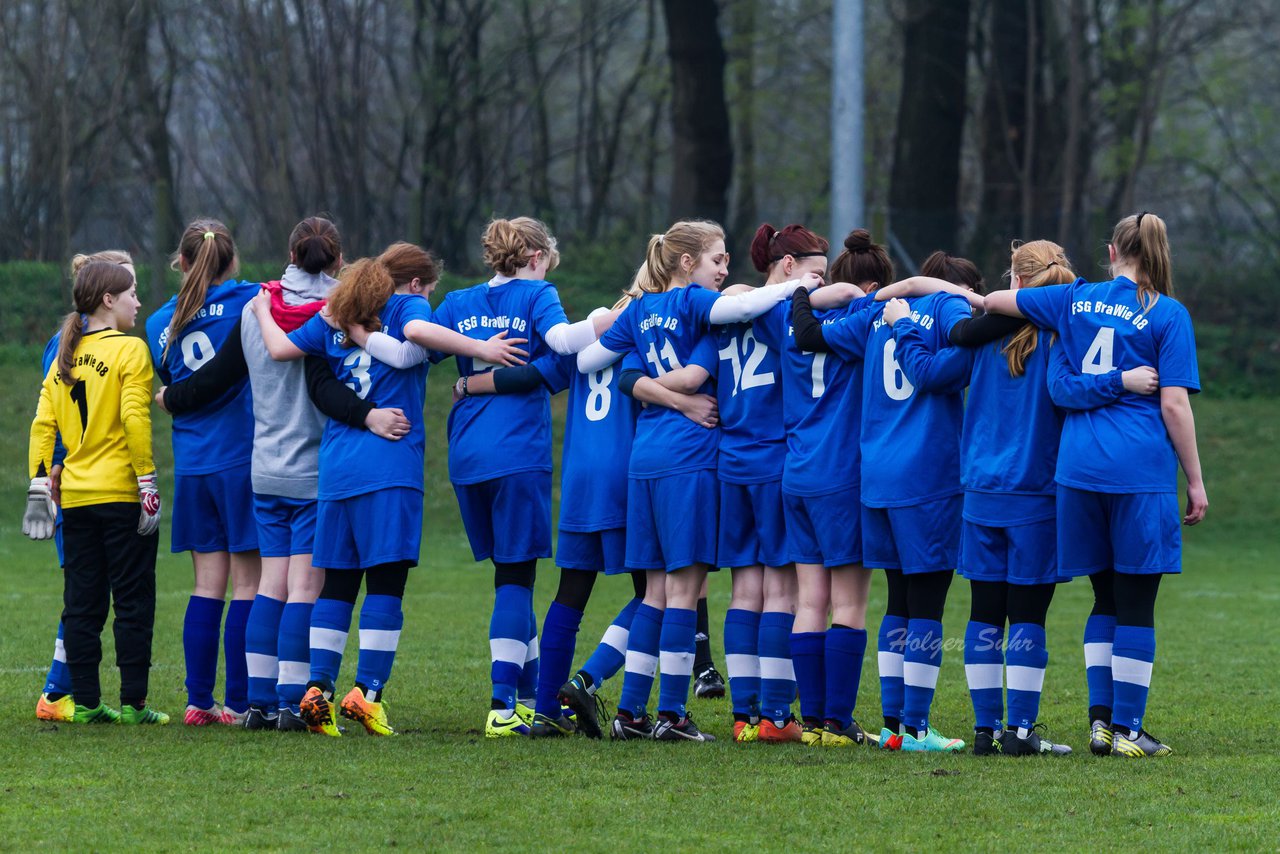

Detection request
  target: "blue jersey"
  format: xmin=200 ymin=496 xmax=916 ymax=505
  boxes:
xmin=429 ymin=278 xmax=570 ymax=485
xmin=824 ymin=292 xmax=972 ymax=508
xmin=759 ymin=296 xmax=877 ymax=496
xmin=42 ymin=332 xmax=67 ymax=469
xmin=535 ymin=354 xmax=638 ymax=531
xmin=145 ymin=280 xmax=258 ymax=474
xmin=711 ymin=319 xmax=785 ymax=484
xmin=918 ymin=333 xmax=1061 ymax=526
xmin=599 ymin=285 xmax=721 ymax=477
xmin=1016 ymin=275 xmax=1199 ymax=493
xmin=289 ymin=294 xmax=432 ymax=500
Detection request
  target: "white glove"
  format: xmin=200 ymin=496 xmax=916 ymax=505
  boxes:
xmin=22 ymin=477 xmax=57 ymax=540
xmin=137 ymin=473 xmax=162 ymax=536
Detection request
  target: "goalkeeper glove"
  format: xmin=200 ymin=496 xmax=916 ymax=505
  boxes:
xmin=137 ymin=473 xmax=162 ymax=536
xmin=22 ymin=477 xmax=56 ymax=540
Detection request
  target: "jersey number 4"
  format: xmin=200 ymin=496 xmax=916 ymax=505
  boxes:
xmin=718 ymin=329 xmax=774 ymax=396
xmin=69 ymin=380 xmax=89 ymax=439
xmin=1081 ymin=327 xmax=1116 ymax=374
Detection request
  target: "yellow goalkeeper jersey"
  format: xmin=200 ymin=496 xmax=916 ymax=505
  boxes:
xmin=29 ymin=329 xmax=155 ymax=508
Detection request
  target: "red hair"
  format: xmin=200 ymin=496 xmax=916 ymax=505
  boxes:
xmin=748 ymin=223 xmax=830 ymax=273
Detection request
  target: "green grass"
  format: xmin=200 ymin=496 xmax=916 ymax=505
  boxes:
xmin=1 ymin=351 xmax=1278 ymax=850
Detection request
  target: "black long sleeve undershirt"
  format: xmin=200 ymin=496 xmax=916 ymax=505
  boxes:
xmin=161 ymin=319 xmax=249 ymax=414
xmin=948 ymin=312 xmax=1027 ymax=347
xmin=492 ymin=364 xmax=547 ymax=394
xmin=161 ymin=317 xmax=375 ymax=429
xmin=618 ymin=368 xmax=644 ymax=397
xmin=304 ymin=356 xmax=375 ymax=428
xmin=790 ymin=288 xmax=833 ymax=352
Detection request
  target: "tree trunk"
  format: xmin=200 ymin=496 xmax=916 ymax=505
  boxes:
xmin=662 ymin=0 xmax=733 ymax=225
xmin=888 ymin=0 xmax=970 ymax=263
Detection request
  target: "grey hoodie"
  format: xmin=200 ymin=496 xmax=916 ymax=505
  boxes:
xmin=242 ymin=265 xmax=338 ymax=499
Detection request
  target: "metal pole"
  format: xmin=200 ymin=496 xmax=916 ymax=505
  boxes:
xmin=831 ymin=0 xmax=865 ymax=243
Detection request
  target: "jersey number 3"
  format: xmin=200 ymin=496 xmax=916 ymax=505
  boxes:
xmin=344 ymin=349 xmax=373 ymax=399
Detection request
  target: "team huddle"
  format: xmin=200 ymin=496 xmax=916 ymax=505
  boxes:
xmin=23 ymin=210 xmax=1206 ymax=757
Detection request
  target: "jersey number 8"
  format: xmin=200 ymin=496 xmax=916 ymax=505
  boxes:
xmin=585 ymin=365 xmax=613 ymax=422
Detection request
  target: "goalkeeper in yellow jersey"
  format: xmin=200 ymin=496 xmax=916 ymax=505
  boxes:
xmin=27 ymin=260 xmax=168 ymax=725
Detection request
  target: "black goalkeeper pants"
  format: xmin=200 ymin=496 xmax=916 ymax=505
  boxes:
xmin=61 ymin=503 xmax=159 ymax=707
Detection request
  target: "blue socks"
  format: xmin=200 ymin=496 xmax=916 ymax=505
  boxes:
xmin=244 ymin=595 xmax=285 ymax=711
xmin=617 ymin=603 xmax=662 ymax=717
xmin=1111 ymin=625 xmax=1156 ymax=735
xmin=823 ymin=626 xmax=867 ymax=730
xmin=223 ymin=599 xmax=251 ymax=713
xmin=1084 ymin=613 xmax=1116 ymax=716
xmin=277 ymin=602 xmax=313 ymax=709
xmin=43 ymin=621 xmax=71 ymax=695
xmin=901 ymin=618 xmax=944 ymax=735
xmin=183 ymin=595 xmax=224 ymax=709
xmin=791 ymin=630 xmax=825 ymax=724
xmin=536 ymin=602 xmax=582 ymax=719
xmin=758 ymin=612 xmax=795 ymax=724
xmin=723 ymin=609 xmax=761 ymax=717
xmin=964 ymin=620 xmax=1004 ymax=731
xmin=1006 ymin=622 xmax=1048 ymax=731
xmin=490 ymin=584 xmax=532 ymax=710
xmin=657 ymin=607 xmax=697 ymax=718
xmin=877 ymin=615 xmax=907 ymax=726
xmin=355 ymin=594 xmax=403 ymax=699
xmin=581 ymin=597 xmax=640 ymax=688
xmin=308 ymin=597 xmax=354 ymax=692
xmin=517 ymin=609 xmax=540 ymax=706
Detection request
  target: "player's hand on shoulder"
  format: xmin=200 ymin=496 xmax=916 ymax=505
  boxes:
xmin=154 ymin=387 xmax=170 ymax=413
xmin=366 ymin=407 xmax=411 ymax=441
xmin=884 ymin=297 xmax=911 ymax=325
xmin=136 ymin=473 xmax=161 ymax=537
xmin=1122 ymin=366 xmax=1159 ymax=395
xmin=22 ymin=477 xmax=56 ymax=541
xmin=319 ymin=305 xmax=340 ymax=330
xmin=799 ymin=271 xmax=824 ymax=291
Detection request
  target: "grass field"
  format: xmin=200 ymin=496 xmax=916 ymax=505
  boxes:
xmin=1 ymin=347 xmax=1277 ymax=851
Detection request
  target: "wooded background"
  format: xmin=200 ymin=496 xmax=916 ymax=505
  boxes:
xmin=1 ymin=0 xmax=1277 ymax=389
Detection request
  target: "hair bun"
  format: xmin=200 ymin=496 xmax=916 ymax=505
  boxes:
xmin=844 ymin=228 xmax=872 ymax=253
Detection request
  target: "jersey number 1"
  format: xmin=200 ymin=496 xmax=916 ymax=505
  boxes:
xmin=69 ymin=380 xmax=89 ymax=439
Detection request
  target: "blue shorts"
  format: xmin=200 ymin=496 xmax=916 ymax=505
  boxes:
xmin=784 ymin=486 xmax=862 ymax=567
xmin=453 ymin=472 xmax=552 ymax=563
xmin=959 ymin=518 xmax=1058 ymax=585
xmin=1056 ymin=486 xmax=1180 ymax=576
xmin=171 ymin=463 xmax=259 ymax=554
xmin=862 ymin=494 xmax=961 ymax=574
xmin=719 ymin=480 xmax=789 ymax=569
xmin=313 ymin=487 xmax=423 ymax=570
xmin=626 ymin=471 xmax=719 ymax=573
xmin=253 ymin=494 xmax=318 ymax=558
xmin=557 ymin=528 xmax=632 ymax=575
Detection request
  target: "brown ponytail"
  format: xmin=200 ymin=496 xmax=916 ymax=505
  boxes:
xmin=289 ymin=216 xmax=342 ymax=275
xmin=325 ymin=258 xmax=396 ymax=347
xmin=829 ymin=228 xmax=893 ymax=291
xmin=165 ymin=219 xmax=238 ymax=358
xmin=379 ymin=241 xmax=440 ymax=289
xmin=1002 ymin=240 xmax=1075 ymax=377
xmin=1110 ymin=212 xmax=1172 ymax=310
xmin=58 ymin=262 xmax=135 ymax=384
xmin=482 ymin=217 xmax=560 ymax=277
xmin=920 ymin=251 xmax=985 ymax=294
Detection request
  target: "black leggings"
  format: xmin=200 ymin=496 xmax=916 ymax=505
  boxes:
xmin=885 ymin=569 xmax=953 ymax=622
xmin=494 ymin=559 xmax=537 ymax=590
xmin=969 ymin=580 xmax=1057 ymax=627
xmin=319 ymin=561 xmax=411 ymax=603
xmin=1089 ymin=568 xmax=1161 ymax=627
xmin=553 ymin=567 xmax=647 ymax=612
